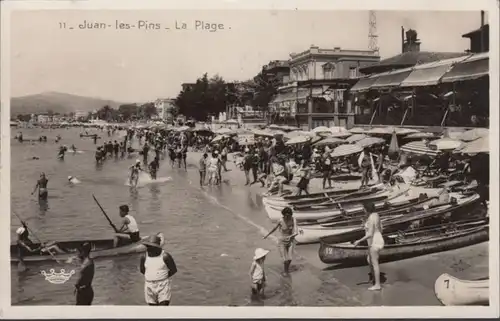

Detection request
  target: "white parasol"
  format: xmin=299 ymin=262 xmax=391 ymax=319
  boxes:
xmin=331 ymin=144 xmax=363 ymax=158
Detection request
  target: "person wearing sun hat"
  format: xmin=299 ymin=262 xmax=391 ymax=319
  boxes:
xmin=263 ymin=206 xmax=298 ymax=274
xmin=139 ymin=233 xmax=178 ymax=306
xmin=249 ymin=248 xmax=269 ymax=298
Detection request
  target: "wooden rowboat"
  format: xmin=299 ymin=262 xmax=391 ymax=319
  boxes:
xmin=318 ymin=218 xmax=488 ymax=264
xmin=10 ymin=237 xmax=147 ymax=263
xmin=263 ymin=186 xmax=379 ymax=208
xmin=319 ymin=193 xmax=481 ymax=245
xmin=434 ymin=273 xmax=489 ymax=306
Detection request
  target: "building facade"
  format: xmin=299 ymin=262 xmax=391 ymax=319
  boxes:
xmin=269 ymin=45 xmax=380 ymax=130
xmin=154 ymin=98 xmax=176 ymax=123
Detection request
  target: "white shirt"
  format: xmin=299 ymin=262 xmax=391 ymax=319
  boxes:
xmin=145 ymin=251 xmax=170 ymax=281
xmin=125 ymin=214 xmax=139 ymax=233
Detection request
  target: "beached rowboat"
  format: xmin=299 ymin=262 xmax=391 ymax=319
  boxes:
xmin=263 ymin=186 xmax=381 ymax=208
xmin=318 ymin=217 xmax=488 ymax=264
xmin=10 ymin=237 xmax=148 ymax=263
xmin=434 ymin=273 xmax=489 ymax=306
xmin=319 ymin=193 xmax=481 ymax=245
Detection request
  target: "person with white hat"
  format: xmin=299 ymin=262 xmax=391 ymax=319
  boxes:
xmin=249 ymin=248 xmax=269 ymax=298
xmin=16 ymin=224 xmax=65 ymax=265
xmin=139 ymin=233 xmax=177 ymax=306
xmin=68 ymin=176 xmax=81 ymax=185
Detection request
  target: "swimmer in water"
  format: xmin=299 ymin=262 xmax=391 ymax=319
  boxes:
xmin=70 ymin=144 xmax=77 ymax=153
xmin=58 ymin=146 xmax=67 ymax=160
xmin=68 ymin=176 xmax=81 ymax=184
xmin=129 ymin=159 xmax=143 ymax=187
xmin=31 ymin=172 xmax=49 ymax=201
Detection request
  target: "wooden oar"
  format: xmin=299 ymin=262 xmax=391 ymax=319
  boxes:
xmin=92 ymin=194 xmax=119 ymax=233
xmin=12 ymin=212 xmax=63 ymax=264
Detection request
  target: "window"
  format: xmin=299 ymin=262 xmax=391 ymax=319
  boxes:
xmin=349 ymin=67 xmax=357 ymax=78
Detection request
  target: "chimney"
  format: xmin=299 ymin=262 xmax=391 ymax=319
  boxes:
xmin=403 ymin=29 xmax=421 ymax=53
xmin=401 ymin=26 xmax=405 ymax=53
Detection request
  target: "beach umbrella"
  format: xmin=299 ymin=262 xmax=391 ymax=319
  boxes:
xmin=345 ymin=134 xmax=367 ymax=143
xmin=329 ymin=126 xmax=348 ymax=133
xmin=312 ymin=126 xmax=331 ymax=134
xmin=176 ymin=125 xmax=190 ymax=131
xmin=400 ymin=141 xmax=440 ymax=157
xmin=268 ymin=124 xmax=282 ymax=130
xmin=457 ymin=135 xmax=489 ymax=154
xmin=313 ymin=137 xmax=345 ymax=147
xmin=394 ymin=128 xmax=420 ymax=135
xmin=329 ymin=131 xmax=351 ymax=138
xmin=215 ymin=128 xmax=233 ymax=135
xmin=349 ymin=127 xmax=367 ymax=134
xmin=430 ymin=138 xmax=464 ymax=151
xmin=356 ymin=137 xmax=386 ymax=148
xmin=252 ymin=129 xmax=274 ymax=137
xmin=459 ymin=128 xmax=489 ymax=142
xmin=442 ymin=128 xmax=466 ymax=140
xmin=225 ymin=119 xmax=239 ymax=125
xmin=331 ymin=144 xmax=363 ymax=158
xmin=405 ymin=132 xmax=436 ymax=140
xmin=285 ymin=135 xmax=312 ymax=145
xmin=211 ymin=134 xmax=229 ymax=143
xmin=270 ymin=129 xmax=286 ymax=136
xmin=285 ymin=130 xmax=313 ymax=140
xmin=367 ymin=127 xmax=392 ymax=135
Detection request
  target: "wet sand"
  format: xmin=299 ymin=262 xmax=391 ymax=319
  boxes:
xmin=187 ymin=151 xmax=489 ymax=306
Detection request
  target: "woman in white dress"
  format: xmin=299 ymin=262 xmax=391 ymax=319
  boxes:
xmin=353 ymin=202 xmax=385 ymax=291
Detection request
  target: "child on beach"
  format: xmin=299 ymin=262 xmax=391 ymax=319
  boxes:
xmin=249 ymin=248 xmax=269 ymax=298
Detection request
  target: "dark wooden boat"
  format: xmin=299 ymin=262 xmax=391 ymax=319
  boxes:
xmin=292 ymin=189 xmax=390 ymax=212
xmin=300 ymin=194 xmax=435 ymax=227
xmin=318 ymin=193 xmax=481 ymax=245
xmin=318 ymin=217 xmax=488 ymax=264
xmin=10 ymin=237 xmax=147 ymax=263
xmin=288 ymin=187 xmax=382 ymax=208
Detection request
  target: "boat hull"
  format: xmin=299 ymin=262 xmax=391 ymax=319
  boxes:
xmin=10 ymin=237 xmax=147 ymax=263
xmin=319 ymin=193 xmax=481 ymax=245
xmin=319 ymin=220 xmax=488 ymax=264
xmin=434 ymin=273 xmax=489 ymax=306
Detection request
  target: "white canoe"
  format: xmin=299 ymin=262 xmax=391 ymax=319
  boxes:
xmin=434 ymin=273 xmax=489 ymax=306
xmin=296 ymin=225 xmax=358 ymax=244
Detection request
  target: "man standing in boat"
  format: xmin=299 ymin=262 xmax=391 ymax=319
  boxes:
xmin=74 ymin=242 xmax=95 ymax=305
xmin=31 ymin=172 xmax=49 ymax=201
xmin=140 ymin=234 xmax=178 ymax=306
xmin=113 ymin=205 xmax=141 ymax=247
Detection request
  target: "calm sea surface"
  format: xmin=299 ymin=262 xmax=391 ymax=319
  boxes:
xmin=10 ymin=127 xmax=361 ymax=306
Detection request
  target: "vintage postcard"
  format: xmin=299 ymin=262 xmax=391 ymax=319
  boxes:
xmin=0 ymin=0 xmax=498 ymax=318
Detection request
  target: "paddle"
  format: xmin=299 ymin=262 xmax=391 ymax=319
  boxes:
xmin=12 ymin=212 xmax=63 ymax=264
xmin=92 ymin=194 xmax=119 ymax=233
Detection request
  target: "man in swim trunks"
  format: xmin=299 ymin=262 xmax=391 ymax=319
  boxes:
xmin=31 ymin=172 xmax=49 ymax=201
xmin=129 ymin=160 xmax=143 ymax=187
xmin=74 ymin=242 xmax=95 ymax=305
xmin=263 ymin=207 xmax=298 ymax=274
xmin=199 ymin=153 xmax=208 ymax=186
xmin=113 ymin=205 xmax=141 ymax=247
xmin=149 ymin=157 xmax=160 ymax=180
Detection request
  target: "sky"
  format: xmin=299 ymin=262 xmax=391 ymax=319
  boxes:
xmin=10 ymin=10 xmax=487 ymax=102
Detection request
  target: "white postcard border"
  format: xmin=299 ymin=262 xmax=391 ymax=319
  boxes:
xmin=0 ymin=0 xmax=498 ymax=318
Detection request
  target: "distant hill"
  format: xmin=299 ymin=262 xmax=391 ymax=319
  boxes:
xmin=10 ymin=92 xmax=127 ymax=116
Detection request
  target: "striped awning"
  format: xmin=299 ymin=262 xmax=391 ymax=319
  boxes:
xmin=371 ymin=68 xmax=413 ymax=89
xmin=400 ymin=141 xmax=440 ymax=156
xmin=350 ymin=76 xmax=379 ymax=92
xmin=441 ymin=52 xmax=489 ymax=83
xmin=399 ymin=56 xmax=470 ymax=87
